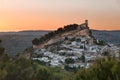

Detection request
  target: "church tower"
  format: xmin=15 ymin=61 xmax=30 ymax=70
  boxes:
xmin=85 ymin=20 xmax=88 ymax=26
xmin=85 ymin=20 xmax=89 ymax=29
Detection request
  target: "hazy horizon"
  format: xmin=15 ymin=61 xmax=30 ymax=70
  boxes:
xmin=0 ymin=28 xmax=120 ymax=33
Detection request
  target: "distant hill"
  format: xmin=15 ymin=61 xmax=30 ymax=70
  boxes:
xmin=0 ymin=31 xmax=49 ymax=57
xmin=19 ymin=30 xmax=51 ymax=32
xmin=0 ymin=29 xmax=120 ymax=57
xmin=92 ymin=30 xmax=120 ymax=46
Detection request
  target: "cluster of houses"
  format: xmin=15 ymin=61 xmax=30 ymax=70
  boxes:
xmin=32 ymin=35 xmax=120 ymax=70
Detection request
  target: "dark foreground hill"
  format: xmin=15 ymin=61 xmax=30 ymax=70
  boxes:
xmin=0 ymin=30 xmax=120 ymax=57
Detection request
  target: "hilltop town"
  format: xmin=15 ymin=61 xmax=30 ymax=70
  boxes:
xmin=28 ymin=20 xmax=120 ymax=70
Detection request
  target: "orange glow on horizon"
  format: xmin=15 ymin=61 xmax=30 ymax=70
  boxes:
xmin=0 ymin=11 xmax=120 ymax=32
xmin=0 ymin=0 xmax=120 ymax=32
xmin=0 ymin=19 xmax=120 ymax=32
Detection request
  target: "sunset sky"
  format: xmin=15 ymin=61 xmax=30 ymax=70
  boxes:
xmin=0 ymin=0 xmax=120 ymax=32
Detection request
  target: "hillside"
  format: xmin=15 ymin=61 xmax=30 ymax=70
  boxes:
xmin=0 ymin=28 xmax=120 ymax=57
xmin=32 ymin=20 xmax=90 ymax=49
xmin=0 ymin=31 xmax=120 ymax=80
xmin=29 ymin=20 xmax=119 ymax=71
xmin=0 ymin=31 xmax=49 ymax=57
xmin=92 ymin=30 xmax=120 ymax=46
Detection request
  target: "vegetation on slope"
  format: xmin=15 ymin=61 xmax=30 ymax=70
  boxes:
xmin=75 ymin=56 xmax=120 ymax=80
xmin=32 ymin=24 xmax=79 ymax=45
xmin=1 ymin=37 xmax=120 ymax=80
xmin=0 ymin=39 xmax=71 ymax=80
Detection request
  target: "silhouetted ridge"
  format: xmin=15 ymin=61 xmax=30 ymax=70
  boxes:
xmin=32 ymin=20 xmax=89 ymax=45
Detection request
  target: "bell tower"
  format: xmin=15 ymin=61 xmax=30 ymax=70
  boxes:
xmin=85 ymin=20 xmax=89 ymax=29
xmin=85 ymin=20 xmax=88 ymax=26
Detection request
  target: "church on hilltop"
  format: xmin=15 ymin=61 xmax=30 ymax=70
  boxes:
xmin=78 ymin=20 xmax=89 ymax=30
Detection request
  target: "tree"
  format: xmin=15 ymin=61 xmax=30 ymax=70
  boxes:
xmin=65 ymin=37 xmax=69 ymax=40
xmin=64 ymin=24 xmax=78 ymax=31
xmin=32 ymin=38 xmax=40 ymax=45
xmin=34 ymin=68 xmax=51 ymax=80
xmin=81 ymin=53 xmax=85 ymax=63
xmin=5 ymin=58 xmax=33 ymax=80
xmin=0 ymin=47 xmax=5 ymax=55
xmin=80 ymin=45 xmax=84 ymax=49
xmin=65 ymin=58 xmax=75 ymax=64
xmin=57 ymin=27 xmax=64 ymax=33
xmin=0 ymin=39 xmax=1 ymax=43
xmin=0 ymin=41 xmax=10 ymax=80
xmin=75 ymin=56 xmax=120 ymax=80
xmin=119 ymin=50 xmax=120 ymax=60
xmin=103 ymin=51 xmax=109 ymax=56
xmin=89 ymin=30 xmax=93 ymax=37
xmin=0 ymin=40 xmax=4 ymax=55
